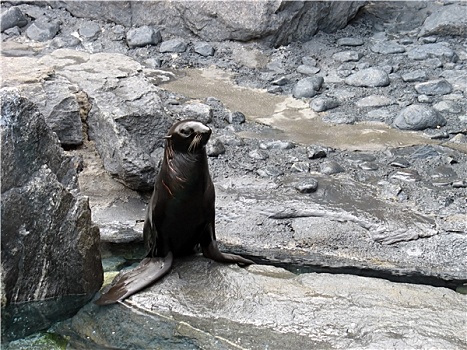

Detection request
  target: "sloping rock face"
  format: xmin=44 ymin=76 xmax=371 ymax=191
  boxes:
xmin=0 ymin=90 xmax=103 ymax=341
xmin=53 ymin=0 xmax=365 ymax=46
xmin=58 ymin=258 xmax=466 ymax=349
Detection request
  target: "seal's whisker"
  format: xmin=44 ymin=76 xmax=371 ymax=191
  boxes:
xmin=188 ymin=134 xmax=202 ymax=153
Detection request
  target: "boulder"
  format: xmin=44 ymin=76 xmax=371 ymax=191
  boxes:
xmin=344 ymin=68 xmax=390 ymax=87
xmin=25 ymin=20 xmax=60 ymax=42
xmin=53 ymin=1 xmax=364 ymax=47
xmin=1 ymin=6 xmax=28 ymax=32
xmin=419 ymin=3 xmax=467 ymax=37
xmin=126 ymin=26 xmax=162 ymax=48
xmin=0 ymin=89 xmax=103 ymax=341
xmin=393 ymin=104 xmax=447 ymax=130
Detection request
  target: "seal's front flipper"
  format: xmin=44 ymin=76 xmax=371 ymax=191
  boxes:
xmin=202 ymin=241 xmax=254 ymax=266
xmin=95 ymin=252 xmax=173 ymax=306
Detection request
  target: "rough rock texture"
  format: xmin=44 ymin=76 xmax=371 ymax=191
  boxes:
xmin=58 ymin=258 xmax=467 ymax=349
xmin=53 ymin=1 xmax=365 ymax=46
xmin=419 ymin=3 xmax=467 ymax=37
xmin=393 ymin=104 xmax=447 ymax=130
xmin=0 ymin=89 xmax=103 ymax=341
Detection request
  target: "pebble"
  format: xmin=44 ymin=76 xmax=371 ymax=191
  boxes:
xmin=257 ymin=166 xmax=283 ymax=178
xmin=126 ymin=26 xmax=162 ymax=48
xmin=259 ymin=141 xmax=295 ymax=150
xmin=267 ymin=86 xmax=283 ymax=94
xmin=358 ymin=162 xmax=378 ymax=171
xmin=370 ymin=41 xmax=406 ymax=54
xmin=332 ymin=50 xmax=363 ymax=62
xmin=322 ymin=112 xmax=356 ymax=125
xmin=320 ymin=161 xmax=345 ymax=175
xmin=249 ymin=149 xmax=269 ymax=160
xmin=207 ymin=138 xmax=226 ymax=157
xmin=355 ymin=95 xmax=394 ymax=108
xmin=414 ymin=79 xmax=453 ymax=95
xmin=194 ymin=42 xmax=215 ymax=56
xmin=433 ymin=101 xmax=462 ymax=114
xmin=391 ymin=169 xmax=421 ymax=182
xmin=417 ymin=95 xmax=434 ymax=103
xmin=410 ymin=145 xmax=440 ymax=159
xmin=336 ymin=37 xmax=364 ymax=46
xmin=406 ymin=43 xmax=457 ymax=62
xmin=271 ymin=77 xmax=289 ymax=86
xmin=430 ymin=165 xmax=458 ymax=180
xmin=79 ymin=22 xmax=101 ymax=40
xmin=306 ymin=145 xmax=329 ymax=159
xmin=50 ymin=35 xmax=81 ymax=48
xmin=26 ymin=20 xmax=60 ymax=42
xmin=344 ymin=68 xmax=390 ymax=87
xmin=452 ymin=180 xmax=467 ymax=188
xmin=181 ymin=103 xmax=213 ymax=124
xmin=297 ymin=65 xmax=321 ymax=75
xmin=302 ymin=57 xmax=318 ymax=66
xmin=292 ymin=76 xmax=324 ymax=98
xmin=310 ymin=97 xmax=339 ymax=112
xmin=1 ymin=6 xmax=28 ymax=32
xmin=290 ymin=162 xmax=310 ymax=173
xmin=401 ymin=70 xmax=427 ymax=82
xmin=366 ymin=109 xmax=392 ymax=122
xmin=393 ymin=104 xmax=446 ymax=130
xmin=295 ymin=178 xmax=319 ymax=193
xmin=226 ymin=111 xmax=246 ymax=124
xmin=390 ymin=158 xmax=410 ymax=168
xmin=347 ymin=153 xmax=376 ymax=163
xmin=378 ymin=181 xmax=403 ymax=201
xmin=160 ymin=38 xmax=187 ymax=53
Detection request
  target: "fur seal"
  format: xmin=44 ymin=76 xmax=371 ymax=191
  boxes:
xmin=95 ymin=119 xmax=253 ymax=305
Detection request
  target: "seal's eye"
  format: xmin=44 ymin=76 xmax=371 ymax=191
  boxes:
xmin=180 ymin=127 xmax=193 ymax=137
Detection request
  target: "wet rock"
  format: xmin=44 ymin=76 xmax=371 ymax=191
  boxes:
xmin=322 ymin=112 xmax=356 ymax=125
xmin=401 ymin=70 xmax=427 ymax=82
xmin=249 ymin=149 xmax=269 ymax=160
xmin=390 ymin=157 xmax=410 ymax=168
xmin=419 ymin=3 xmax=467 ymax=37
xmin=1 ymin=6 xmax=28 ymax=32
xmin=310 ymin=97 xmax=339 ymax=112
xmin=58 ymin=260 xmax=466 ymax=350
xmin=291 ymin=162 xmax=310 ymax=173
xmin=271 ymin=76 xmax=289 ymax=86
xmin=406 ymin=43 xmax=457 ymax=62
xmin=452 ymin=180 xmax=467 ymax=188
xmin=393 ymin=104 xmax=446 ymax=130
xmin=297 ymin=64 xmax=320 ymax=75
xmin=181 ymin=103 xmax=213 ymax=124
xmin=320 ymin=161 xmax=345 ymax=175
xmin=194 ymin=42 xmax=215 ymax=56
xmin=0 ymin=90 xmax=102 ymax=341
xmin=159 ymin=38 xmax=187 ymax=53
xmin=336 ymin=37 xmax=364 ymax=46
xmin=433 ymin=100 xmax=462 ymax=114
xmin=295 ymin=178 xmax=319 ymax=193
xmin=225 ymin=111 xmax=246 ymax=124
xmin=332 ymin=50 xmax=363 ymax=62
xmin=292 ymin=76 xmax=324 ymax=98
xmin=206 ymin=138 xmax=226 ymax=157
xmin=414 ymin=79 xmax=453 ymax=96
xmin=347 ymin=153 xmax=377 ymax=163
xmin=355 ymin=95 xmax=394 ymax=108
xmin=370 ymin=41 xmax=406 ymax=54
xmin=126 ymin=26 xmax=162 ymax=48
xmin=78 ymin=22 xmax=101 ymax=40
xmin=306 ymin=145 xmax=329 ymax=159
xmin=257 ymin=166 xmax=283 ymax=177
xmin=344 ymin=68 xmax=390 ymax=87
xmin=260 ymin=140 xmax=295 ymax=150
xmin=25 ymin=20 xmax=60 ymax=42
xmin=358 ymin=162 xmax=378 ymax=171
xmin=391 ymin=169 xmax=422 ymax=182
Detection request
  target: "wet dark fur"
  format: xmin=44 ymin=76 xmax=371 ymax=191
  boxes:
xmin=95 ymin=119 xmax=253 ymax=305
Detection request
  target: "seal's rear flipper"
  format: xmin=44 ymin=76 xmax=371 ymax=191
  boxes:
xmin=94 ymin=252 xmax=173 ymax=306
xmin=202 ymin=241 xmax=254 ymax=266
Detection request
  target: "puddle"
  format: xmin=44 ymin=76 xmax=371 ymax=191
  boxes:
xmin=162 ymin=67 xmax=440 ymax=151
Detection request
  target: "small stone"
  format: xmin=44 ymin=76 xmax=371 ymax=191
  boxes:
xmin=393 ymin=105 xmax=446 ymax=130
xmin=391 ymin=169 xmax=421 ymax=182
xmin=345 ymin=68 xmax=390 ymax=87
xmin=322 ymin=112 xmax=356 ymax=125
xmin=452 ymin=180 xmax=467 ymax=188
xmin=194 ymin=42 xmax=215 ymax=56
xmin=415 ymin=79 xmax=452 ymax=95
xmin=26 ymin=21 xmax=60 ymax=42
xmin=332 ymin=51 xmax=363 ymax=62
xmin=450 ymin=133 xmax=466 ymax=144
xmin=295 ymin=178 xmax=319 ymax=193
xmin=433 ymin=101 xmax=462 ymax=114
xmin=207 ymin=138 xmax=226 ymax=157
xmin=50 ymin=35 xmax=81 ymax=48
xmin=257 ymin=166 xmax=283 ymax=177
xmin=429 ymin=131 xmax=450 ymax=140
xmin=418 ymin=95 xmax=434 ymax=103
xmin=356 ymin=95 xmax=394 ymax=108
xmin=406 ymin=43 xmax=457 ymax=62
xmin=160 ymin=38 xmax=187 ymax=53
xmin=126 ymin=26 xmax=162 ymax=48
xmin=306 ymin=145 xmax=329 ymax=159
xmin=144 ymin=58 xmax=162 ymax=68
xmin=390 ymin=158 xmax=410 ymax=168
xmin=336 ymin=37 xmax=364 ymax=46
xmin=290 ymin=162 xmax=310 ymax=173
xmin=401 ymin=70 xmax=428 ymax=82
xmin=370 ymin=41 xmax=406 ymax=54
xmin=347 ymin=153 xmax=376 ymax=163
xmin=297 ymin=65 xmax=321 ymax=75
xmin=79 ymin=22 xmax=101 ymax=40
xmin=1 ymin=6 xmax=28 ymax=32
xmin=310 ymin=97 xmax=339 ymax=112
xmin=358 ymin=162 xmax=378 ymax=171
xmin=366 ymin=109 xmax=392 ymax=122
xmin=181 ymin=103 xmax=213 ymax=124
xmin=271 ymin=77 xmax=289 ymax=86
xmin=249 ymin=149 xmax=269 ymax=160
xmin=420 ymin=37 xmax=437 ymax=44
xmin=267 ymin=86 xmax=283 ymax=94
xmin=226 ymin=111 xmax=246 ymax=124
xmin=302 ymin=57 xmax=318 ymax=66
xmin=320 ymin=161 xmax=345 ymax=175
xmin=292 ymin=76 xmax=324 ymax=98
xmin=259 ymin=141 xmax=295 ymax=150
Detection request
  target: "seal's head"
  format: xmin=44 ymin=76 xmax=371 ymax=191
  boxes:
xmin=166 ymin=119 xmax=212 ymax=153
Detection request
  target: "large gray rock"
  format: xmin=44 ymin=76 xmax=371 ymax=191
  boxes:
xmin=1 ymin=6 xmax=28 ymax=32
xmin=419 ymin=3 xmax=467 ymax=37
xmin=126 ymin=26 xmax=162 ymax=48
xmin=292 ymin=76 xmax=324 ymax=98
xmin=344 ymin=68 xmax=390 ymax=87
xmin=25 ymin=20 xmax=60 ymax=42
xmin=0 ymin=89 xmax=103 ymax=341
xmin=393 ymin=104 xmax=447 ymax=130
xmin=57 ymin=258 xmax=466 ymax=349
xmin=54 ymin=1 xmax=364 ymax=47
